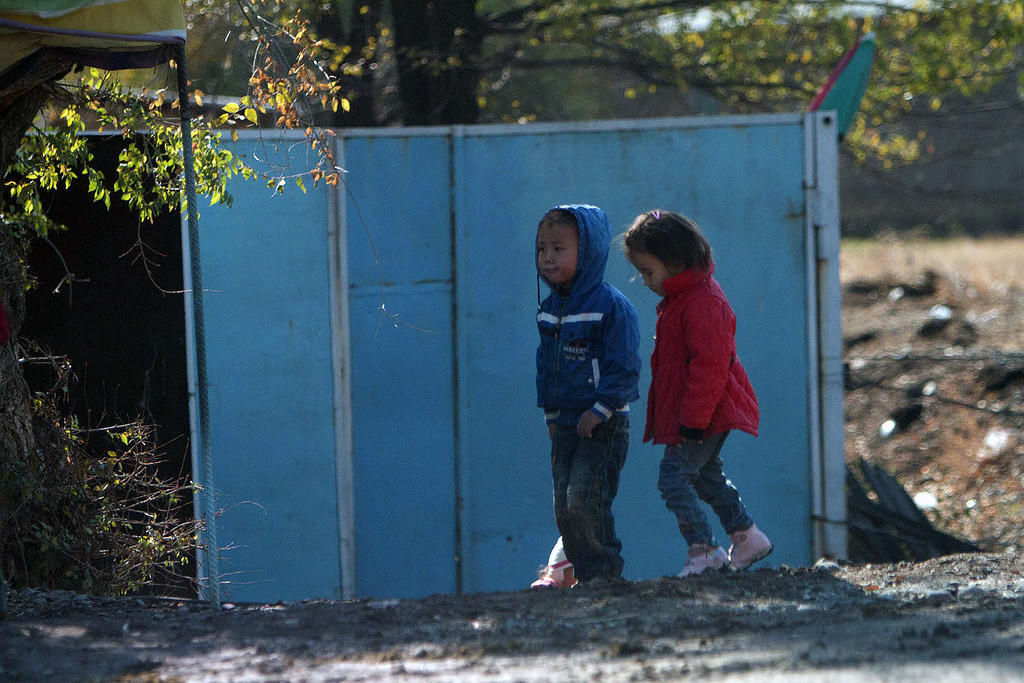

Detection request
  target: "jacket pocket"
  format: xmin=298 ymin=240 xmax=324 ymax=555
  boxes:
xmin=557 ymin=328 xmax=600 ymax=403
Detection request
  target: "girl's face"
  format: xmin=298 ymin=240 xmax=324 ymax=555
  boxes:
xmin=628 ymin=249 xmax=676 ymax=297
xmin=537 ymin=222 xmax=579 ymax=286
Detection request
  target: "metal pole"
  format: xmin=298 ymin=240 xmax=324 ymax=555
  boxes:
xmin=175 ymin=43 xmax=220 ymax=609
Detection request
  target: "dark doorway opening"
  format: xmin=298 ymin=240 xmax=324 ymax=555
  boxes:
xmin=22 ymin=135 xmax=191 ymax=503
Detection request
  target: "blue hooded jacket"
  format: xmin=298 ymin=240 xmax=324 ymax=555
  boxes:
xmin=536 ymin=205 xmax=641 ymax=427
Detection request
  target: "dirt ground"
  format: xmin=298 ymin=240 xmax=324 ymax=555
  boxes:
xmin=3 ymin=552 xmax=1023 ymax=682
xmin=2 ymin=237 xmax=1023 ymax=682
xmin=840 ymin=237 xmax=1024 ymax=554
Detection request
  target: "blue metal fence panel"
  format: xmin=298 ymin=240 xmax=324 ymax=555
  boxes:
xmin=194 ymin=135 xmax=341 ymax=602
xmin=340 ymin=135 xmax=458 ymax=598
xmin=343 ymin=135 xmax=453 ymax=287
xmin=452 ymin=119 xmax=810 ymax=591
xmin=190 ymin=116 xmax=829 ymax=601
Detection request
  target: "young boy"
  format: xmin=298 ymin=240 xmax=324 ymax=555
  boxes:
xmin=534 ymin=205 xmax=641 ymax=585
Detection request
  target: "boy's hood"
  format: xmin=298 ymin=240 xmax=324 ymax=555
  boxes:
xmin=540 ymin=203 xmax=611 ymax=298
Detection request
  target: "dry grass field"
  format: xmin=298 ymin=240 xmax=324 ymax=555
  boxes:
xmin=841 ymin=235 xmax=1024 ymax=291
xmin=840 ymin=235 xmax=1024 ymax=553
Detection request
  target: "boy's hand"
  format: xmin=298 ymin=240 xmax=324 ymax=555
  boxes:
xmin=547 ymin=423 xmax=556 ymax=440
xmin=577 ymin=411 xmax=603 ymax=438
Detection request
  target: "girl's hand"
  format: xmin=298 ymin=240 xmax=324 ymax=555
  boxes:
xmin=548 ymin=423 xmax=556 ymax=440
xmin=678 ymin=426 xmax=704 ymax=444
xmin=577 ymin=411 xmax=603 ymax=439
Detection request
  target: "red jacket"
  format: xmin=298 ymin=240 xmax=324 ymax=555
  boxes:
xmin=644 ymin=260 xmax=759 ymax=444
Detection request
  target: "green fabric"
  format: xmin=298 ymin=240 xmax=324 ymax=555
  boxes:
xmin=820 ymin=34 xmax=876 ymax=136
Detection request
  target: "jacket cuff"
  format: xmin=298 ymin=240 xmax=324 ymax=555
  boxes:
xmin=544 ymin=410 xmax=559 ymax=424
xmin=678 ymin=426 xmax=704 ymax=441
xmin=591 ymin=402 xmax=612 ymax=421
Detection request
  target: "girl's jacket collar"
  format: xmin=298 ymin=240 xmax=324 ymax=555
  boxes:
xmin=661 ymin=258 xmax=716 ymax=300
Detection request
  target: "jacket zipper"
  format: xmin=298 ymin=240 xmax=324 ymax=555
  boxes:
xmin=554 ymin=299 xmax=566 ymax=370
xmin=549 ymin=299 xmax=567 ymax=407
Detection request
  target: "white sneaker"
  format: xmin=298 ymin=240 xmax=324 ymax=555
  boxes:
xmin=530 ymin=537 xmax=577 ymax=588
xmin=530 ymin=563 xmax=576 ymax=588
xmin=728 ymin=524 xmax=773 ymax=570
xmin=678 ymin=544 xmax=729 ymax=577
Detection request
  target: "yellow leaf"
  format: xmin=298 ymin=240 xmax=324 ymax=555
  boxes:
xmin=341 ymin=98 xmax=351 ymax=112
xmin=223 ymin=102 xmax=239 ymax=113
xmin=245 ymin=108 xmax=258 ymax=124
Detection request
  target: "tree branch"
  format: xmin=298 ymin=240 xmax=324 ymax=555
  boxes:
xmin=483 ymin=0 xmax=714 ymax=34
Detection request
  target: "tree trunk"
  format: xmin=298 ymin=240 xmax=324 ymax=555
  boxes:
xmin=0 ymin=57 xmax=70 ymax=454
xmin=314 ymin=0 xmax=383 ymax=127
xmin=1 ymin=86 xmax=54 ymax=474
xmin=0 ymin=51 xmax=71 ymax=169
xmin=0 ymin=206 xmax=33 ymax=617
xmin=1 ymin=60 xmax=72 ymax=606
xmin=391 ymin=0 xmax=482 ymax=125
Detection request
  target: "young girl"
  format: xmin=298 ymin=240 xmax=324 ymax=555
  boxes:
xmin=623 ymin=209 xmax=772 ymax=576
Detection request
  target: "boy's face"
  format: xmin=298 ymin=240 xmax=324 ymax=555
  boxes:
xmin=628 ymin=249 xmax=675 ymax=297
xmin=537 ymin=222 xmax=579 ymax=286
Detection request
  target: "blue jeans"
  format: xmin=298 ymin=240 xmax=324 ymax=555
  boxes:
xmin=550 ymin=415 xmax=629 ymax=582
xmin=658 ymin=431 xmax=754 ymax=547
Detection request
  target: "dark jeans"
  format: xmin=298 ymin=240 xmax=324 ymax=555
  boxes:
xmin=657 ymin=431 xmax=754 ymax=547
xmin=550 ymin=415 xmax=629 ymax=582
